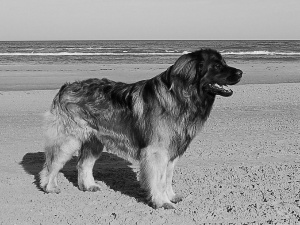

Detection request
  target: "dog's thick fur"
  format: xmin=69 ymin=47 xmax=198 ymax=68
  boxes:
xmin=40 ymin=49 xmax=242 ymax=209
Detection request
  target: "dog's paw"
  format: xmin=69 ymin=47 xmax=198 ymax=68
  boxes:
xmin=162 ymin=202 xmax=176 ymax=209
xmin=170 ymin=194 xmax=183 ymax=203
xmin=79 ymin=184 xmax=101 ymax=192
xmin=45 ymin=186 xmax=61 ymax=194
xmin=149 ymin=201 xmax=176 ymax=209
xmin=87 ymin=185 xmax=101 ymax=192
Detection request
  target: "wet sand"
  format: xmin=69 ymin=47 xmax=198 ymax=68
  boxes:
xmin=1 ymin=61 xmax=300 ymax=91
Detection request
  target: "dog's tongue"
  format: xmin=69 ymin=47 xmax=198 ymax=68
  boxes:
xmin=210 ymin=83 xmax=233 ymax=97
xmin=214 ymin=84 xmax=232 ymax=92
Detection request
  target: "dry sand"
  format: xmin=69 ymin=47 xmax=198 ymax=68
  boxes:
xmin=0 ymin=63 xmax=300 ymax=224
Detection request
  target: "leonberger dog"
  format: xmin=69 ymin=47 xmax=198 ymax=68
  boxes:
xmin=40 ymin=49 xmax=242 ymax=209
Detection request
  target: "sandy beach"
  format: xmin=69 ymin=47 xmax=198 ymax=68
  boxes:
xmin=1 ymin=62 xmax=300 ymax=224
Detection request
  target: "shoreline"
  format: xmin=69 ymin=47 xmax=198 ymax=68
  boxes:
xmin=0 ymin=61 xmax=300 ymax=91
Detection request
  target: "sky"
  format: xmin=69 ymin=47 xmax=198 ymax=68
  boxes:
xmin=0 ymin=0 xmax=299 ymax=41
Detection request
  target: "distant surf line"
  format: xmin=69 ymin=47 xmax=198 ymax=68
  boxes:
xmin=0 ymin=52 xmax=187 ymax=56
xmin=221 ymin=51 xmax=300 ymax=56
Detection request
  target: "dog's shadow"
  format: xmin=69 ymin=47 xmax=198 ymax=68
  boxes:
xmin=20 ymin=152 xmax=147 ymax=202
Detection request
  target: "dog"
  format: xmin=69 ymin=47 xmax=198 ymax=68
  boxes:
xmin=39 ymin=49 xmax=242 ymax=209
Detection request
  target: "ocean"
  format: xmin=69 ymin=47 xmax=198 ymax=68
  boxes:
xmin=0 ymin=40 xmax=300 ymax=65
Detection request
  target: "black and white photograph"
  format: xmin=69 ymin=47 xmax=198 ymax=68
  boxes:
xmin=0 ymin=0 xmax=300 ymax=224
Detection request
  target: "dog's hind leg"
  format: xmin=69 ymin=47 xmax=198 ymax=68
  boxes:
xmin=77 ymin=135 xmax=103 ymax=192
xmin=139 ymin=146 xmax=176 ymax=209
xmin=40 ymin=136 xmax=81 ymax=193
xmin=166 ymin=157 xmax=183 ymax=203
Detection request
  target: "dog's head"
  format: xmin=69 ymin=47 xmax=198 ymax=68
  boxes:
xmin=171 ymin=49 xmax=242 ymax=97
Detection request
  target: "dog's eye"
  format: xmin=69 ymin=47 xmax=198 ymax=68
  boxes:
xmin=214 ymin=64 xmax=222 ymax=70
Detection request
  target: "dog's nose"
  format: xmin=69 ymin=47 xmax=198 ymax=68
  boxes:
xmin=236 ymin=69 xmax=243 ymax=78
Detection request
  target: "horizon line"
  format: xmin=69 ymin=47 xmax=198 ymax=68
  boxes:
xmin=1 ymin=39 xmax=299 ymax=42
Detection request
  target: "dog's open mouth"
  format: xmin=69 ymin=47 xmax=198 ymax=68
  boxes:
xmin=205 ymin=83 xmax=233 ymax=97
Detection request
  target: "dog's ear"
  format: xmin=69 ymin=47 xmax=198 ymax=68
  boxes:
xmin=171 ymin=54 xmax=197 ymax=82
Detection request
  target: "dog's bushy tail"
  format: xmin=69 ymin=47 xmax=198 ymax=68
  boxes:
xmin=50 ymin=83 xmax=75 ymax=119
xmin=52 ymin=83 xmax=68 ymax=110
xmin=50 ymin=82 xmax=98 ymax=130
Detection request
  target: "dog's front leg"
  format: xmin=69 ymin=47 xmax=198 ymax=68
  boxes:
xmin=139 ymin=146 xmax=176 ymax=209
xmin=166 ymin=157 xmax=183 ymax=203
